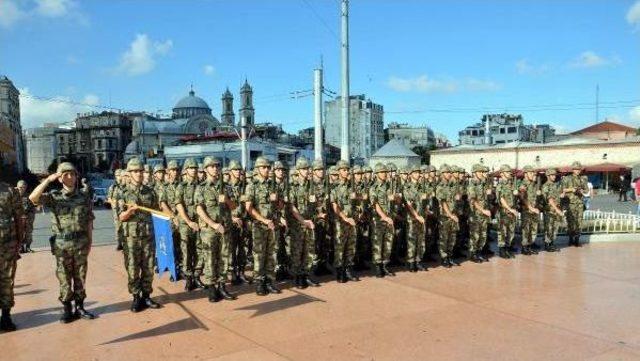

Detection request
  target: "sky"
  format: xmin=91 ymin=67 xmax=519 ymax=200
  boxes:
xmin=1 ymin=0 xmax=639 ymax=143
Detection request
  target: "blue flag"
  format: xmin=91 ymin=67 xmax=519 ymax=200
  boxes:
xmin=152 ymin=213 xmax=177 ymax=282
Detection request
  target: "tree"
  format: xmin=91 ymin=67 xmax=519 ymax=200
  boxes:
xmin=412 ymin=145 xmax=435 ymax=165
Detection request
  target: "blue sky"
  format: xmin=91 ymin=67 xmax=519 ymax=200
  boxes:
xmin=1 ymin=0 xmax=639 ymax=142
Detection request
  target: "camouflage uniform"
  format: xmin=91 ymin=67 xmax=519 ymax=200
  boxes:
xmin=0 ymin=181 xmax=23 ymax=330
xmin=369 ymin=164 xmax=395 ymax=269
xmin=518 ymin=166 xmax=541 ymax=252
xmin=467 ymin=165 xmax=491 ymax=258
xmin=542 ymin=169 xmax=563 ymax=250
xmin=403 ymin=168 xmax=426 ymax=267
xmin=17 ymin=181 xmax=35 ymax=252
xmin=226 ymin=160 xmax=248 ymax=282
xmin=495 ymin=165 xmax=518 ymax=257
xmin=159 ymin=161 xmax=181 ymax=273
xmin=288 ymin=158 xmax=316 ymax=281
xmin=561 ymin=162 xmax=588 ymax=246
xmin=174 ymin=158 xmax=200 ymax=281
xmin=311 ymin=161 xmax=331 ymax=271
xmin=331 ymin=161 xmax=358 ymax=278
xmin=107 ymin=172 xmax=124 ymax=250
xmin=436 ymin=167 xmax=459 ymax=262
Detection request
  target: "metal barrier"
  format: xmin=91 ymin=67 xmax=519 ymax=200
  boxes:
xmin=494 ymin=210 xmax=640 ymax=235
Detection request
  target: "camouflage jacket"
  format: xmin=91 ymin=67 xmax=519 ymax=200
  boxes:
xmin=517 ymin=178 xmax=540 ymax=212
xmin=0 ymin=182 xmax=23 ymax=243
xmin=160 ymin=180 xmax=180 ymax=213
xmin=331 ymin=179 xmax=355 ymax=218
xmin=117 ymin=183 xmax=157 ymax=238
xmin=561 ymin=174 xmax=588 ymax=204
xmin=289 ymin=179 xmax=314 ymax=221
xmin=496 ymin=179 xmax=517 ymax=212
xmin=369 ymin=180 xmax=392 ymax=219
xmin=174 ymin=178 xmax=199 ymax=220
xmin=403 ymin=180 xmax=425 ymax=218
xmin=311 ymin=178 xmax=330 ymax=218
xmin=245 ymin=175 xmax=277 ymax=220
xmin=226 ymin=179 xmax=245 ymax=218
xmin=467 ymin=178 xmax=491 ymax=214
xmin=542 ymin=180 xmax=562 ymax=212
xmin=194 ymin=178 xmax=231 ymax=231
xmin=435 ymin=180 xmax=455 ymax=218
xmin=39 ymin=187 xmax=94 ymax=238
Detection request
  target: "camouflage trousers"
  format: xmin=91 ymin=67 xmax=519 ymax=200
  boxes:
xmin=438 ymin=216 xmax=458 ymax=258
xmin=312 ymin=219 xmax=329 ymax=268
xmin=200 ymin=229 xmax=228 ymax=285
xmin=0 ymin=241 xmax=19 ymax=309
xmin=179 ymin=224 xmax=199 ymax=277
xmin=227 ymin=224 xmax=246 ymax=273
xmin=406 ymin=219 xmax=425 ymax=263
xmin=54 ymin=235 xmax=90 ymax=303
xmin=497 ymin=212 xmax=516 ymax=248
xmin=277 ymin=225 xmax=290 ymax=269
xmin=123 ymin=236 xmax=155 ymax=295
xmin=521 ymin=212 xmax=540 ymax=246
xmin=112 ymin=209 xmax=123 ymax=247
xmin=23 ymin=214 xmax=35 ymax=247
xmin=469 ymin=213 xmax=490 ymax=254
xmin=290 ymin=223 xmax=314 ymax=275
xmin=334 ymin=220 xmax=356 ymax=268
xmin=543 ymin=212 xmax=562 ymax=244
xmin=372 ymin=218 xmax=394 ymax=265
xmin=565 ymin=202 xmax=584 ymax=238
xmin=252 ymin=223 xmax=277 ymax=282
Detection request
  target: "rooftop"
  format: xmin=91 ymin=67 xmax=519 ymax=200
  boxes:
xmin=572 ymin=120 xmax=638 ymax=134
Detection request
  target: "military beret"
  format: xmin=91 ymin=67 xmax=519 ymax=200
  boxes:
xmin=312 ymin=159 xmax=324 ymax=170
xmin=203 ymin=156 xmax=221 ymax=167
xmin=571 ymin=161 xmax=583 ymax=170
xmin=546 ymin=168 xmax=557 ymax=175
xmin=16 ymin=180 xmax=26 ymax=187
xmin=522 ymin=165 xmax=535 ymax=172
xmin=440 ymin=165 xmax=451 ymax=173
xmin=336 ymin=160 xmax=350 ymax=170
xmin=254 ymin=156 xmax=270 ymax=168
xmin=499 ymin=164 xmax=512 ymax=173
xmin=167 ymin=160 xmax=179 ymax=170
xmin=273 ymin=161 xmax=287 ymax=170
xmin=153 ymin=164 xmax=165 ymax=173
xmin=126 ymin=158 xmax=143 ymax=172
xmin=228 ymin=160 xmax=242 ymax=170
xmin=374 ymin=162 xmax=388 ymax=173
xmin=57 ymin=162 xmax=77 ymax=174
xmin=183 ymin=158 xmax=198 ymax=169
xmin=296 ymin=157 xmax=310 ymax=170
xmin=363 ymin=165 xmax=372 ymax=173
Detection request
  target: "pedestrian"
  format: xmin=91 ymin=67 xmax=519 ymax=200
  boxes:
xmin=0 ymin=180 xmax=23 ymax=331
xmin=16 ymin=180 xmax=35 ymax=253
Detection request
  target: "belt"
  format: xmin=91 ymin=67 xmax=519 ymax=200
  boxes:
xmin=55 ymin=231 xmax=86 ymax=240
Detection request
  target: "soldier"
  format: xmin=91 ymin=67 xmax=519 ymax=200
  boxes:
xmin=116 ymin=158 xmax=162 ymax=312
xmin=273 ymin=161 xmax=290 ymax=280
xmin=467 ymin=164 xmax=492 ymax=263
xmin=562 ymin=161 xmax=588 ymax=247
xmin=142 ymin=164 xmax=152 ymax=186
xmin=369 ymin=163 xmax=396 ymax=277
xmin=424 ymin=165 xmax=440 ymax=259
xmin=108 ymin=170 xmax=125 ymax=251
xmin=435 ymin=165 xmax=460 ymax=267
xmin=518 ymin=165 xmax=542 ymax=255
xmin=496 ymin=165 xmax=518 ymax=258
xmin=330 ymin=160 xmax=360 ymax=282
xmin=311 ymin=159 xmax=331 ymax=275
xmin=152 ymin=164 xmax=166 ymax=198
xmin=245 ymin=156 xmax=282 ymax=295
xmin=29 ymin=162 xmax=96 ymax=323
xmin=159 ymin=160 xmax=182 ymax=277
xmin=403 ymin=166 xmax=427 ymax=272
xmin=353 ymin=165 xmax=372 ymax=270
xmin=16 ymin=180 xmax=35 ymax=253
xmin=288 ymin=157 xmax=320 ymax=288
xmin=0 ymin=179 xmax=23 ymax=331
xmin=194 ymin=157 xmax=237 ymax=302
xmin=174 ymin=158 xmax=203 ymax=290
xmin=541 ymin=168 xmax=563 ymax=252
xmin=227 ymin=160 xmax=250 ymax=284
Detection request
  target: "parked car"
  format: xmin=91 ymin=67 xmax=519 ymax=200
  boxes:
xmin=93 ymin=188 xmax=109 ymax=208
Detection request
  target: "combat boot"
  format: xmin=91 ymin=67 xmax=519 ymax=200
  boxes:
xmin=470 ymin=253 xmax=483 ymax=263
xmin=574 ymin=236 xmax=582 ymax=247
xmin=521 ymin=246 xmax=532 ymax=255
xmin=294 ymin=275 xmax=302 ymax=289
xmin=545 ymin=243 xmax=559 ymax=252
xmin=498 ymin=247 xmax=509 ymax=259
xmin=337 ymin=267 xmax=347 ymax=282
xmin=416 ymin=262 xmax=426 ymax=271
xmin=407 ymin=262 xmax=417 ymax=272
xmin=256 ymin=280 xmax=268 ymax=296
xmin=185 ymin=277 xmax=196 ymax=292
xmin=60 ymin=302 xmax=75 ymax=323
xmin=449 ymin=257 xmax=461 ymax=266
xmin=0 ymin=308 xmax=16 ymax=332
xmin=441 ymin=257 xmax=452 ymax=268
xmin=382 ymin=264 xmax=396 ymax=276
xmin=208 ymin=285 xmax=222 ymax=302
xmin=375 ymin=264 xmax=385 ymax=277
xmin=345 ymin=266 xmax=360 ymax=282
xmin=530 ymin=245 xmax=539 ymax=254
xmin=130 ymin=295 xmax=142 ymax=312
xmin=265 ymin=279 xmax=282 ymax=294
xmin=304 ymin=274 xmax=321 ymax=287
xmin=193 ymin=276 xmax=206 ymax=289
xmin=218 ymin=282 xmax=237 ymax=300
xmin=74 ymin=300 xmax=95 ymax=320
xmin=116 ymin=242 xmax=123 ymax=251
xmin=142 ymin=293 xmax=162 ymax=309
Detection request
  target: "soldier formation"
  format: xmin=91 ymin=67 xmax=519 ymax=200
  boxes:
xmin=0 ymin=157 xmax=589 ymax=332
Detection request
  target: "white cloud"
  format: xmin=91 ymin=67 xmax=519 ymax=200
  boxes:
xmin=627 ymin=1 xmax=640 ymax=26
xmin=116 ymin=34 xmax=173 ymax=76
xmin=35 ymin=0 xmax=74 ymax=18
xmin=0 ymin=1 xmax=26 ymax=29
xmin=569 ymin=51 xmax=620 ymax=68
xmin=19 ymin=87 xmax=100 ymax=128
xmin=203 ymin=65 xmax=215 ymax=76
xmin=515 ymin=59 xmax=550 ymax=75
xmin=386 ymin=75 xmax=500 ymax=93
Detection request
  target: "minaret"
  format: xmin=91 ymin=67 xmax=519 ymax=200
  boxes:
xmin=221 ymin=87 xmax=235 ymax=126
xmin=239 ymin=79 xmax=254 ymax=126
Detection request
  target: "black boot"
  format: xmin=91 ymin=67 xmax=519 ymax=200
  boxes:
xmin=294 ymin=275 xmax=302 ymax=289
xmin=375 ymin=264 xmax=385 ymax=277
xmin=498 ymin=247 xmax=509 ymax=259
xmin=185 ymin=277 xmax=196 ymax=292
xmin=304 ymin=274 xmax=321 ymax=287
xmin=407 ymin=262 xmax=417 ymax=272
xmin=116 ymin=242 xmax=123 ymax=251
xmin=130 ymin=295 xmax=142 ymax=312
xmin=237 ymin=271 xmax=252 ymax=284
xmin=265 ymin=279 xmax=282 ymax=294
xmin=441 ymin=257 xmax=452 ymax=268
xmin=74 ymin=300 xmax=95 ymax=320
xmin=470 ymin=252 xmax=483 ymax=263
xmin=193 ymin=276 xmax=206 ymax=289
xmin=573 ymin=236 xmax=582 ymax=247
xmin=530 ymin=244 xmax=539 ymax=254
xmin=382 ymin=264 xmax=396 ymax=276
xmin=416 ymin=262 xmax=426 ymax=271
xmin=256 ymin=280 xmax=268 ymax=296
xmin=337 ymin=267 xmax=347 ymax=282
xmin=0 ymin=308 xmax=16 ymax=332
xmin=60 ymin=302 xmax=76 ymax=323
xmin=218 ymin=282 xmax=237 ymax=300
xmin=345 ymin=266 xmax=360 ymax=282
xmin=545 ymin=243 xmax=559 ymax=252
xmin=208 ymin=285 xmax=221 ymax=302
xmin=449 ymin=257 xmax=460 ymax=266
xmin=142 ymin=293 xmax=162 ymax=309
xmin=521 ymin=246 xmax=532 ymax=255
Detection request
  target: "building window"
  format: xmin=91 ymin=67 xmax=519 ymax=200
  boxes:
xmin=508 ymin=127 xmax=517 ymax=134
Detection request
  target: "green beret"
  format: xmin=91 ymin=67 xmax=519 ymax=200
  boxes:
xmin=254 ymin=156 xmax=270 ymax=168
xmin=153 ymin=164 xmax=165 ymax=173
xmin=203 ymin=156 xmax=221 ymax=168
xmin=374 ymin=162 xmax=388 ymax=173
xmin=183 ymin=158 xmax=197 ymax=169
xmin=296 ymin=157 xmax=310 ymax=170
xmin=167 ymin=160 xmax=179 ymax=170
xmin=571 ymin=161 xmax=583 ymax=170
xmin=228 ymin=160 xmax=242 ymax=170
xmin=499 ymin=164 xmax=512 ymax=173
xmin=312 ymin=159 xmax=324 ymax=170
xmin=126 ymin=158 xmax=143 ymax=172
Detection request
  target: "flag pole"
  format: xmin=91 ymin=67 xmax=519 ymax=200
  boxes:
xmin=127 ymin=204 xmax=172 ymax=218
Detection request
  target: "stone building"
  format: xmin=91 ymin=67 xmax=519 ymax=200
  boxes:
xmin=385 ymin=122 xmax=435 ymax=149
xmin=0 ymin=75 xmax=25 ymax=173
xmin=458 ymin=113 xmax=555 ymax=146
xmin=74 ymin=111 xmax=133 ymax=172
xmin=369 ymin=139 xmax=421 ymax=169
xmin=24 ymin=123 xmax=74 ymax=174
